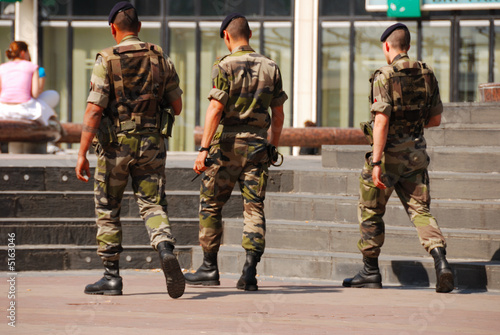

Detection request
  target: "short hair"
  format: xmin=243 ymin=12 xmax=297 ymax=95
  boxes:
xmin=6 ymin=41 xmax=28 ymax=60
xmin=226 ymin=17 xmax=251 ymax=41
xmin=386 ymin=28 xmax=411 ymax=52
xmin=113 ymin=8 xmax=140 ymax=32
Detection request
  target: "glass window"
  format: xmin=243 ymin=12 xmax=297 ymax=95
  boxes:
xmin=459 ymin=21 xmax=489 ymax=102
xmin=72 ymin=27 xmax=114 ymax=123
xmin=265 ymin=0 xmax=292 ymax=16
xmin=422 ymin=21 xmax=451 ymax=103
xmin=40 ymin=0 xmax=68 ymax=17
xmin=200 ymin=0 xmax=260 ymax=17
xmin=169 ymin=0 xmax=195 ymax=16
xmin=0 ymin=25 xmax=12 ymax=64
xmin=39 ymin=1 xmax=294 ymax=152
xmin=423 ymin=11 xmax=453 ymax=19
xmin=321 ymin=0 xmax=350 ymax=16
xmin=138 ymin=26 xmax=161 ymax=45
xmin=135 ymin=0 xmax=161 ymax=17
xmin=73 ymin=0 xmax=116 ymax=16
xmin=353 ymin=21 xmax=417 ymax=126
xmin=320 ymin=23 xmax=350 ymax=127
xmin=354 ymin=0 xmax=369 ymax=15
xmin=354 ymin=0 xmax=385 ymax=17
xmin=263 ymin=23 xmax=292 ymax=126
xmin=42 ymin=26 xmax=68 ymax=121
xmin=495 ymin=21 xmax=500 ymax=83
xmin=0 ymin=2 xmax=15 ymax=17
xmin=168 ymin=24 xmax=196 ymax=151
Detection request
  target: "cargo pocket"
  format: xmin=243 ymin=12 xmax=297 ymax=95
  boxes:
xmin=201 ymin=164 xmax=221 ymax=200
xmin=257 ymin=167 xmax=269 ymax=200
xmin=94 ymin=155 xmax=110 ymax=206
xmin=409 ymin=150 xmax=429 ymax=170
xmin=359 ymin=175 xmax=379 ymax=209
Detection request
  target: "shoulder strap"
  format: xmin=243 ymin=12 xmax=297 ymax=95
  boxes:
xmin=147 ymin=43 xmax=164 ymax=100
xmin=369 ymin=70 xmax=380 ymax=105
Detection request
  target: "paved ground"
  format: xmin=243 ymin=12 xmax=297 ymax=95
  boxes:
xmin=2 ymin=153 xmax=500 ymax=334
xmin=1 ymin=270 xmax=500 ymax=334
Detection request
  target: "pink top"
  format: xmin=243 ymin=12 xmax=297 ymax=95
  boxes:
xmin=0 ymin=60 xmax=38 ymax=103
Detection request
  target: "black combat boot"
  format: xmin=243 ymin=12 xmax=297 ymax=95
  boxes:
xmin=157 ymin=241 xmax=185 ymax=299
xmin=342 ymin=257 xmax=382 ymax=289
xmin=236 ymin=253 xmax=259 ymax=291
xmin=84 ymin=260 xmax=123 ymax=295
xmin=430 ymin=247 xmax=454 ymax=293
xmin=184 ymin=252 xmax=220 ymax=286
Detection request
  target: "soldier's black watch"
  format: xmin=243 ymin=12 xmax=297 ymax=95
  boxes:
xmin=370 ymin=159 xmax=382 ymax=166
xmin=199 ymin=147 xmax=210 ymax=152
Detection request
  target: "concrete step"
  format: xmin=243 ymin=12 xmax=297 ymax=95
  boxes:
xmin=4 ymin=164 xmax=497 ymax=200
xmin=292 ymin=169 xmax=500 ymax=200
xmin=0 ymin=244 xmax=193 ymax=271
xmin=189 ymin=245 xmax=500 ymax=291
xmin=2 ymin=162 xmax=496 ymax=203
xmin=3 ymin=214 xmax=498 ymax=261
xmin=222 ymin=219 xmax=500 ymax=261
xmin=441 ymin=102 xmax=500 ymax=125
xmin=0 ymin=166 xmax=293 ymax=193
xmin=322 ymin=145 xmax=500 ymax=173
xmin=2 ymin=188 xmax=497 ymax=230
xmin=0 ymin=190 xmax=243 ymax=219
xmin=264 ymin=193 xmax=500 ymax=231
xmin=0 ymin=166 xmax=201 ymax=192
xmin=0 ymin=217 xmax=199 ymax=246
xmin=426 ymin=124 xmax=500 ymax=147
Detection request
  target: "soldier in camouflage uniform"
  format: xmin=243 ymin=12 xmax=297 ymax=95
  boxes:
xmin=343 ymin=23 xmax=454 ymax=293
xmin=75 ymin=2 xmax=185 ymax=298
xmin=184 ymin=13 xmax=287 ymax=291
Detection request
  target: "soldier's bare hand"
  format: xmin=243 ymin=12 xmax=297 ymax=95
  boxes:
xmin=194 ymin=151 xmax=209 ymax=174
xmin=372 ymin=165 xmax=386 ymax=189
xmin=76 ymin=155 xmax=90 ymax=182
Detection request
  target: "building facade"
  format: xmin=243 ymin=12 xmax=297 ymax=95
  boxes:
xmin=2 ymin=0 xmax=500 ymax=151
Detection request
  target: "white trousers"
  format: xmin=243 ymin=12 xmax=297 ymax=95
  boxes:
xmin=0 ymin=90 xmax=60 ymax=126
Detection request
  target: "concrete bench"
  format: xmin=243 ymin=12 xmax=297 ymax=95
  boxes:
xmin=0 ymin=120 xmax=81 ymax=153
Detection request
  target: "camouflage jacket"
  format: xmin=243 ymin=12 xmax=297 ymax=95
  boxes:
xmin=370 ymin=53 xmax=443 ymax=150
xmin=87 ymin=35 xmax=182 ymax=134
xmin=208 ymin=45 xmax=288 ymax=137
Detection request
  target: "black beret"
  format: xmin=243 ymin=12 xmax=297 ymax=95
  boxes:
xmin=220 ymin=12 xmax=246 ymax=38
xmin=380 ymin=23 xmax=409 ymax=42
xmin=108 ymin=1 xmax=135 ymax=25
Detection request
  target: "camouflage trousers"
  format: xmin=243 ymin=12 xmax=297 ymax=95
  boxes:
xmin=199 ymin=134 xmax=269 ymax=257
xmin=358 ymin=148 xmax=446 ymax=258
xmin=94 ymin=132 xmax=175 ymax=261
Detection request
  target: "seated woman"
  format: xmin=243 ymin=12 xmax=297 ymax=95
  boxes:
xmin=0 ymin=41 xmax=62 ymax=140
